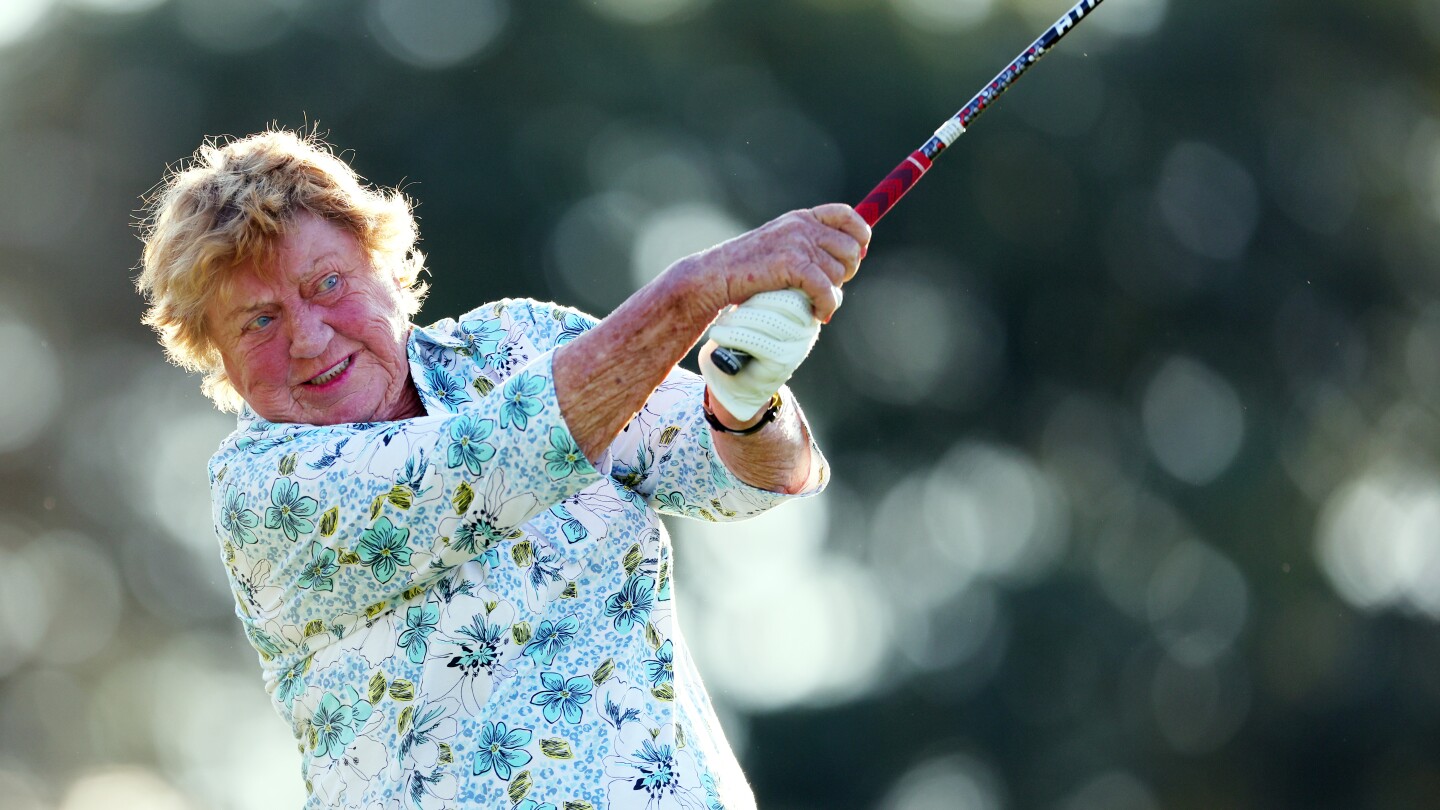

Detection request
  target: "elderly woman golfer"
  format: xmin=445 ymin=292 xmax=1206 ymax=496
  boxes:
xmin=137 ymin=129 xmax=867 ymax=809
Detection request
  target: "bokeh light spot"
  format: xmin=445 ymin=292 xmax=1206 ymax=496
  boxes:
xmin=924 ymin=440 xmax=1069 ymax=585
xmin=1155 ymin=141 xmax=1259 ymax=260
xmin=1146 ymin=539 xmax=1249 ymax=665
xmin=1141 ymin=356 xmax=1245 ymax=485
xmin=174 ymin=0 xmax=291 ymax=53
xmin=1075 ymin=0 xmax=1167 ymax=37
xmin=545 ymin=192 xmax=645 ymax=313
xmin=896 ymin=584 xmax=1006 ymax=679
xmin=149 ymin=635 xmax=306 ymax=807
xmin=365 ymin=0 xmax=508 ymax=69
xmin=1150 ymin=653 xmax=1250 ymax=754
xmin=1041 ymin=392 xmax=1145 ymax=515
xmin=1317 ymin=462 xmax=1440 ymax=616
xmin=587 ymin=122 xmax=721 ymax=206
xmin=836 ymin=253 xmax=1003 ymax=409
xmin=585 ymin=0 xmax=711 ymax=25
xmin=694 ymin=557 xmax=890 ymax=710
xmin=630 ymin=203 xmax=745 ymax=287
xmin=1094 ymin=492 xmax=1188 ymax=619
xmin=0 ymin=542 xmax=43 ymax=677
xmin=24 ymin=530 xmax=123 ymax=666
xmin=888 ymin=0 xmax=993 ymax=32
xmin=59 ymin=767 xmax=193 ymax=810
xmin=63 ymin=0 xmax=167 ymax=14
xmin=0 ymin=318 xmax=62 ymax=455
xmin=677 ymin=491 xmax=892 ymax=710
xmin=878 ymin=753 xmax=1005 ymax=810
xmin=147 ymin=410 xmax=239 ymax=559
xmin=1060 ymin=771 xmax=1160 ymax=810
xmin=871 ymin=470 xmax=976 ymax=612
xmin=0 ymin=0 xmax=52 ymax=49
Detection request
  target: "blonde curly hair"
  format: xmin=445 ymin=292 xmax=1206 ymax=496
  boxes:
xmin=137 ymin=128 xmax=428 ymax=411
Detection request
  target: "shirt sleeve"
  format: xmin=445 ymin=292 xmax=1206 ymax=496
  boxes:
xmin=604 ymin=367 xmax=831 ymax=523
xmin=450 ymin=298 xmax=832 ymax=522
xmin=209 ymin=350 xmax=602 ymax=663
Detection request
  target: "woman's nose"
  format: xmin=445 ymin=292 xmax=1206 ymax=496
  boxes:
xmin=289 ymin=306 xmax=334 ymax=359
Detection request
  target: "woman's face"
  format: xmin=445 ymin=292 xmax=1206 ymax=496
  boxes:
xmin=205 ymin=211 xmax=419 ymax=425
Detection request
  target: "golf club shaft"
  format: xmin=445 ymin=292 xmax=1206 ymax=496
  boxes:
xmin=855 ymin=0 xmax=1106 ymax=226
xmin=710 ymin=0 xmax=1106 ymax=377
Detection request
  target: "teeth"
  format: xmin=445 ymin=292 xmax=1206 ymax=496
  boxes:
xmin=309 ymin=357 xmax=350 ymax=385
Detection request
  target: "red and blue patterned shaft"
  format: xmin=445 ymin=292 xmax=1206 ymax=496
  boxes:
xmin=711 ymin=0 xmax=1106 ymax=377
xmin=853 ymin=0 xmax=1106 ymax=226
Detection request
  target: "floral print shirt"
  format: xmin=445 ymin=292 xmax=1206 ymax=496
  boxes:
xmin=209 ymin=298 xmax=827 ymax=810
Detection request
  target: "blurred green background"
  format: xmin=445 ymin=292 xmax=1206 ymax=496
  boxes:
xmin=3 ymin=0 xmax=1440 ymax=808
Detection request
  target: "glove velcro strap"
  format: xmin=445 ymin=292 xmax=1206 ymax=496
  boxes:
xmin=704 ymin=389 xmax=783 ymax=436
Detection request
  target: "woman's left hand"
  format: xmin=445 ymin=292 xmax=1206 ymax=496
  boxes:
xmin=671 ymin=203 xmax=871 ymax=326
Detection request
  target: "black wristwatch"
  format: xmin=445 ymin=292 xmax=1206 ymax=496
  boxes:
xmin=704 ymin=390 xmax=782 ymax=436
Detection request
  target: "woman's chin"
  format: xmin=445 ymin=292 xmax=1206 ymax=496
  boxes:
xmin=296 ymin=391 xmax=378 ymax=425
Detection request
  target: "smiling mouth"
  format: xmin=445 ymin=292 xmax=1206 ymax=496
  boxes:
xmin=307 ymin=356 xmax=352 ymax=386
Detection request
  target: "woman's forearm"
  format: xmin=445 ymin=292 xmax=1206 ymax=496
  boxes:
xmin=553 ymin=268 xmax=817 ymax=494
xmin=553 ymin=260 xmax=715 ymax=462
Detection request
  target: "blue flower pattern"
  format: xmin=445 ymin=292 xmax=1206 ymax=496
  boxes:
xmin=221 ymin=485 xmax=260 ymax=545
xmin=645 ymin=639 xmax=675 ymax=688
xmin=604 ymin=574 xmax=656 ymax=635
xmin=457 ymin=316 xmax=504 ymax=357
xmin=355 ymin=516 xmax=412 ymax=584
xmin=446 ymin=414 xmax=497 ymax=476
xmin=521 ymin=614 xmax=578 ymax=666
xmin=398 ymin=602 xmax=440 ymax=665
xmin=298 ymin=541 xmax=339 ymax=592
xmin=207 ymin=299 xmax=829 ymax=808
xmin=472 ymin=721 xmax=532 ymax=780
xmin=422 ymin=364 xmax=472 ymax=412
xmin=500 ymin=371 xmax=545 ymax=431
xmin=528 ymin=672 xmax=593 ymax=724
xmin=265 ymin=477 xmax=318 ymax=542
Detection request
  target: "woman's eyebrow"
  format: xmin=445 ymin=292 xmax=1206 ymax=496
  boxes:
xmin=220 ymin=253 xmax=347 ymax=321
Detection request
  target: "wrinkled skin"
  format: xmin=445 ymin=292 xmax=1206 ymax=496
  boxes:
xmin=204 ymin=211 xmax=424 ymax=425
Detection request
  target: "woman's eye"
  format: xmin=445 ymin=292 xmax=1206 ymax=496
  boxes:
xmin=246 ymin=315 xmax=274 ymax=332
xmin=321 ymin=273 xmax=341 ymax=291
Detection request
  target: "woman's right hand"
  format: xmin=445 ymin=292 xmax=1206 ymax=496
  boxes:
xmin=672 ymin=203 xmax=871 ymax=324
xmin=553 ymin=202 xmax=869 ymax=464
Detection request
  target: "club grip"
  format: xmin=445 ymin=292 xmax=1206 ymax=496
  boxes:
xmin=854 ymin=150 xmax=933 ymax=226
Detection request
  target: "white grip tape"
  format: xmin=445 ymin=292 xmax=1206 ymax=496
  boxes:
xmin=934 ymin=118 xmax=966 ymax=147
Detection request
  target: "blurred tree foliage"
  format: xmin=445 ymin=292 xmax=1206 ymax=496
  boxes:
xmin=2 ymin=0 xmax=1440 ymax=808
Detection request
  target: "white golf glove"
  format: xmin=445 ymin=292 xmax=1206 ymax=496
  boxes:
xmin=700 ymin=288 xmax=821 ymax=421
